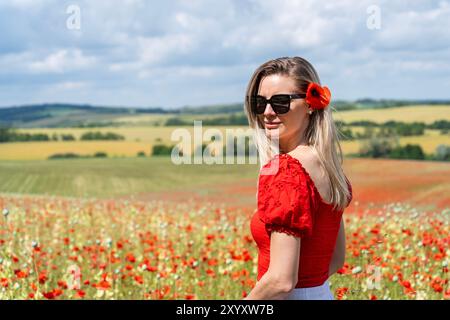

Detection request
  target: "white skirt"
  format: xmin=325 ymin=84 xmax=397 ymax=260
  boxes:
xmin=284 ymin=279 xmax=334 ymax=300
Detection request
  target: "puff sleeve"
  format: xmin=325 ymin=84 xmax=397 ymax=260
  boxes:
xmin=257 ymin=154 xmax=316 ymax=238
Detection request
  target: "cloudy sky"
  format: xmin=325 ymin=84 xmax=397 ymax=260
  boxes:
xmin=0 ymin=0 xmax=449 ymax=109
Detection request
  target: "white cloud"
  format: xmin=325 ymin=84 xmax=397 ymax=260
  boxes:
xmin=29 ymin=49 xmax=96 ymax=73
xmin=1 ymin=0 xmax=450 ymax=107
xmin=0 ymin=0 xmax=49 ymax=8
xmin=373 ymin=1 xmax=450 ymax=51
xmin=0 ymin=51 xmax=34 ymax=73
xmin=54 ymin=81 xmax=89 ymax=90
xmin=137 ymin=34 xmax=195 ymax=66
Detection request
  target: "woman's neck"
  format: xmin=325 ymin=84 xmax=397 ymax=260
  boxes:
xmin=279 ymin=136 xmax=309 ymax=154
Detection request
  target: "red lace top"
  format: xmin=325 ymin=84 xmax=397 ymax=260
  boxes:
xmin=250 ymin=153 xmax=352 ymax=288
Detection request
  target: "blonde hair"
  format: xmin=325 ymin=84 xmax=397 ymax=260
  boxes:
xmin=244 ymin=56 xmax=351 ymax=211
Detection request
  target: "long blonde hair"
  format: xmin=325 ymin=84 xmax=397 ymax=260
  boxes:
xmin=243 ymin=56 xmax=351 ymax=211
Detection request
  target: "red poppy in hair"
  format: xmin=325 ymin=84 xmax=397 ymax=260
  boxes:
xmin=305 ymin=82 xmax=331 ymax=110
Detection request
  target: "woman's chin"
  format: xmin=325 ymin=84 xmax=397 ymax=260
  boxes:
xmin=264 ymin=126 xmax=285 ymax=138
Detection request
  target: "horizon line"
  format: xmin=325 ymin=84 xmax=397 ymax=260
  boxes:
xmin=2 ymin=98 xmax=450 ymax=110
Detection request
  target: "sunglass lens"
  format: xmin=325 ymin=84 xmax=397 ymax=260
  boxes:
xmin=251 ymin=95 xmax=291 ymax=114
xmin=251 ymin=96 xmax=266 ymax=114
xmin=272 ymin=95 xmax=290 ymax=114
xmin=273 ymin=106 xmax=290 ymax=114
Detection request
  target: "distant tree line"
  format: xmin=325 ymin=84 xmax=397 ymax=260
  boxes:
xmin=151 ymin=136 xmax=255 ymax=158
xmin=72 ymin=122 xmax=122 ymax=128
xmin=60 ymin=134 xmax=76 ymax=141
xmin=164 ymin=113 xmax=249 ymax=126
xmin=165 ymin=118 xmax=189 ymax=126
xmin=165 ymin=116 xmax=450 ymax=136
xmin=48 ymin=152 xmax=108 ymax=159
xmin=0 ymin=127 xmax=125 ymax=142
xmin=339 ymin=119 xmax=450 ymax=130
xmin=48 ymin=150 xmax=147 ymax=159
xmin=150 ymin=138 xmax=450 ymax=162
xmin=202 ymin=114 xmax=248 ymax=126
xmin=357 ymin=136 xmax=450 ymax=161
xmin=337 ymin=120 xmax=450 ymax=141
xmin=79 ymin=131 xmax=125 ymax=140
xmin=320 ymin=99 xmax=450 ymax=111
xmin=152 ymin=144 xmax=176 ymax=156
xmin=173 ymin=100 xmax=450 ymax=114
xmin=1 ymin=126 xmax=50 ymax=142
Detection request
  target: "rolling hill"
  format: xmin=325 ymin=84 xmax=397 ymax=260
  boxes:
xmin=1 ymin=100 xmax=450 ymax=128
xmin=0 ymin=103 xmax=169 ymax=128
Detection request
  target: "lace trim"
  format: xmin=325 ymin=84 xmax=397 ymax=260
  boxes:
xmin=273 ymin=153 xmax=353 ymax=210
xmin=266 ymin=224 xmax=311 ymax=238
xmin=273 ymin=153 xmax=329 ymax=207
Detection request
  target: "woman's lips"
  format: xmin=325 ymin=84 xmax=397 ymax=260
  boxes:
xmin=264 ymin=122 xmax=281 ymax=129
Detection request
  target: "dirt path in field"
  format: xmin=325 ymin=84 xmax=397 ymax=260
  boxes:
xmin=117 ymin=158 xmax=450 ymax=213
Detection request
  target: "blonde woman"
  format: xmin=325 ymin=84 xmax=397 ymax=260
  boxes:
xmin=243 ymin=57 xmax=352 ymax=300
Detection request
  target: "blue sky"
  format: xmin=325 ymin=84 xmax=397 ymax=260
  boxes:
xmin=0 ymin=0 xmax=449 ymax=109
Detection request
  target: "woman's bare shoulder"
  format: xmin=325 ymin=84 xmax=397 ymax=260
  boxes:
xmin=289 ymin=146 xmax=331 ymax=201
xmin=288 ymin=146 xmax=320 ymax=174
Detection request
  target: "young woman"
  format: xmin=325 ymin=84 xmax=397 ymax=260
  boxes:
xmin=243 ymin=57 xmax=352 ymax=300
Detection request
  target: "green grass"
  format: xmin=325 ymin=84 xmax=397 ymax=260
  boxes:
xmin=0 ymin=157 xmax=259 ymax=198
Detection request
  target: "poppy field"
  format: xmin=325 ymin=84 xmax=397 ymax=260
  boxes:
xmin=0 ymin=193 xmax=448 ymax=300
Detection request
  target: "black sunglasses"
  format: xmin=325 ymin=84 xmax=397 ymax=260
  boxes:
xmin=248 ymin=93 xmax=306 ymax=114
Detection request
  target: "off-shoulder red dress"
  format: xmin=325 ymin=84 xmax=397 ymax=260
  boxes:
xmin=250 ymin=153 xmax=352 ymax=288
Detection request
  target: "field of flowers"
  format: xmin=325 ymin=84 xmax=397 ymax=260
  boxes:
xmin=0 ymin=194 xmax=448 ymax=300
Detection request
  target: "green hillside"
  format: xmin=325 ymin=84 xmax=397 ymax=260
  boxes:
xmin=1 ymin=100 xmax=450 ymax=128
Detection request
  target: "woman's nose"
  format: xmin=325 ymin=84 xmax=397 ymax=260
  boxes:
xmin=263 ymin=103 xmax=276 ymax=116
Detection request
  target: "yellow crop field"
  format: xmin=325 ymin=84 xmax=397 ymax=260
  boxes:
xmin=424 ymin=129 xmax=446 ymax=136
xmin=113 ymin=114 xmax=171 ymax=125
xmin=332 ymin=105 xmax=450 ymax=124
xmin=398 ymin=135 xmax=450 ymax=153
xmin=15 ymin=127 xmax=448 ymax=145
xmin=16 ymin=127 xmax=175 ymax=143
xmin=1 ymin=135 xmax=448 ymax=160
xmin=0 ymin=126 xmax=257 ymax=160
xmin=2 ymin=104 xmax=449 ymax=161
xmin=15 ymin=126 xmax=251 ymax=144
xmin=0 ymin=141 xmax=150 ymax=160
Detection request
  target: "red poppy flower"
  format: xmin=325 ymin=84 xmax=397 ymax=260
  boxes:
xmin=14 ymin=269 xmax=28 ymax=279
xmin=42 ymin=288 xmax=63 ymax=299
xmin=95 ymin=279 xmax=111 ymax=290
xmin=146 ymin=264 xmax=158 ymax=272
xmin=401 ymin=280 xmax=411 ymax=289
xmin=134 ymin=275 xmax=144 ymax=285
xmin=1 ymin=278 xmax=8 ymax=288
xmin=207 ymin=258 xmax=218 ymax=266
xmin=305 ymin=82 xmax=331 ymax=110
xmin=76 ymin=290 xmax=86 ymax=298
xmin=125 ymin=252 xmax=136 ymax=263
